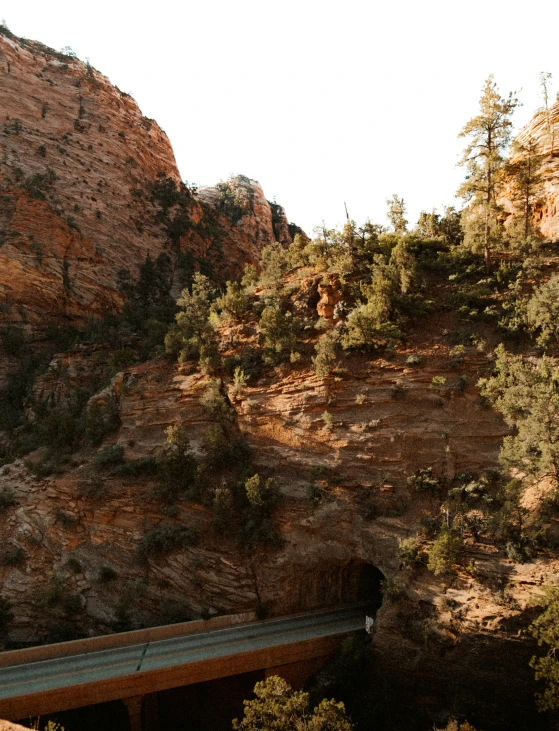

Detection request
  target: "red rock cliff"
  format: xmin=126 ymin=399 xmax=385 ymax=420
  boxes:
xmin=0 ymin=32 xmax=296 ymax=331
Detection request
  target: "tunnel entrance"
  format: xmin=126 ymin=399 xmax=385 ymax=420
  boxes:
xmin=295 ymin=559 xmax=384 ymax=614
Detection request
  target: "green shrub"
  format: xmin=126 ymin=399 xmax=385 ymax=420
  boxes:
xmin=0 ymin=487 xmax=16 ymax=512
xmin=256 ymin=602 xmax=270 ymax=620
xmin=111 ymin=456 xmax=157 ymax=477
xmin=41 ymin=575 xmax=68 ymax=607
xmin=200 ymin=379 xmax=235 ymax=423
xmin=0 ymin=545 xmax=26 ymax=566
xmin=165 ymin=272 xmax=216 ymax=361
xmin=398 ymin=537 xmax=424 ymax=569
xmin=45 ymin=620 xmax=81 ymax=644
xmin=158 ymin=599 xmax=191 ymax=625
xmin=380 ymin=577 xmax=403 ymax=601
xmin=0 ymin=326 xmax=26 ymax=356
xmin=0 ymin=596 xmax=14 ymax=633
xmin=98 ymin=565 xmax=117 ymax=583
xmin=84 ymin=399 xmax=120 ymax=445
xmin=258 ymin=303 xmax=299 ymax=363
xmin=313 ymin=330 xmax=339 ymax=378
xmin=427 ymin=526 xmax=463 ymax=575
xmin=307 ymin=484 xmax=323 ymax=505
xmin=155 ymin=425 xmax=197 ymax=499
xmin=64 ymin=557 xmax=82 ymax=573
xmin=63 ymin=593 xmax=82 ymax=615
xmin=526 ymin=275 xmax=559 ymax=347
xmin=405 ymin=354 xmax=422 ymax=366
xmin=407 ymin=468 xmax=443 ymax=496
xmin=137 ymin=523 xmax=200 ymax=559
xmin=215 ymin=280 xmax=249 ymax=320
xmin=93 ymin=443 xmax=124 ymax=468
xmin=231 ymin=367 xmax=249 ymax=397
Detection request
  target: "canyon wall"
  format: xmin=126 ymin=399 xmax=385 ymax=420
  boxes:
xmin=0 ymin=31 xmax=294 ymax=331
xmin=504 ymin=99 xmax=559 ymax=241
xmin=1 ymin=306 xmax=557 ymax=728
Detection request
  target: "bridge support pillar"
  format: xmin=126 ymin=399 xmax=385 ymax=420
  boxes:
xmin=123 ymin=693 xmax=160 ymax=731
xmin=123 ymin=695 xmax=144 ymax=731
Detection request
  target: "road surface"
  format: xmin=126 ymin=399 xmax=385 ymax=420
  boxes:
xmin=0 ymin=604 xmax=366 ymax=714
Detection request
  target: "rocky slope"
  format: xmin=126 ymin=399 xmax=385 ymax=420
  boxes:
xmin=1 ymin=283 xmax=557 ymax=729
xmin=0 ymin=30 xmax=295 ymax=332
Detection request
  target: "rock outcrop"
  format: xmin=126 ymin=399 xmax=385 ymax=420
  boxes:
xmin=1 ymin=317 xmax=554 ymax=728
xmin=0 ymin=31 xmax=297 ymax=332
xmin=504 ymin=100 xmax=559 ymax=241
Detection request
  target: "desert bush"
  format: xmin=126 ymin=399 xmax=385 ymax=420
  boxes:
xmin=137 ymin=522 xmax=200 ymax=559
xmin=200 ymin=379 xmax=234 ymax=424
xmin=258 ymin=303 xmax=299 ymax=363
xmin=479 ymin=345 xmax=559 ymax=482
xmin=380 ymin=577 xmax=403 ymax=600
xmin=0 ymin=544 xmax=26 ymax=566
xmin=0 ymin=326 xmax=26 ymax=356
xmin=398 ymin=536 xmax=424 ymax=569
xmin=427 ymin=526 xmax=463 ymax=575
xmin=405 ymin=353 xmax=422 ymax=366
xmin=215 ymin=280 xmax=249 ymax=320
xmin=525 ymin=274 xmax=559 ymax=347
xmin=165 ymin=272 xmax=216 ymax=361
xmin=64 ymin=557 xmax=82 ymax=573
xmin=158 ymin=599 xmax=191 ymax=625
xmin=258 ymin=243 xmax=290 ymax=287
xmin=232 ymin=675 xmax=353 ymax=731
xmin=307 ymin=484 xmax=323 ymax=505
xmin=313 ymin=330 xmax=339 ymax=378
xmin=84 ymin=399 xmax=120 ymax=445
xmin=111 ymin=456 xmax=157 ymax=477
xmin=0 ymin=596 xmax=14 ymax=633
xmin=231 ymin=366 xmax=249 ymax=398
xmin=55 ymin=508 xmax=77 ymax=529
xmin=98 ymin=565 xmax=117 ymax=583
xmin=93 ymin=443 xmax=124 ymax=468
xmin=155 ymin=425 xmax=197 ymax=500
xmin=407 ymin=467 xmax=443 ymax=496
xmin=0 ymin=486 xmax=16 ymax=512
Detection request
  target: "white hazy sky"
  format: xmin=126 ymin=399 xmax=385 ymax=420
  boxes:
xmin=2 ymin=0 xmax=559 ymax=234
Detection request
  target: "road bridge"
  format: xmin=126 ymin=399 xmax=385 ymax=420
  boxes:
xmin=0 ymin=605 xmax=367 ymax=729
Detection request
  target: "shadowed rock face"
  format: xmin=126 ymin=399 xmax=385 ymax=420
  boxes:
xmin=0 ymin=33 xmax=296 ymax=332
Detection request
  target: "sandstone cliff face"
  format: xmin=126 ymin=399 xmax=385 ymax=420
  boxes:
xmin=1 ymin=307 xmax=555 ymax=728
xmin=195 ymin=176 xmax=292 ymax=267
xmin=0 ymin=32 xmax=178 ymax=326
xmin=504 ymin=100 xmax=559 ymax=241
xmin=0 ymin=32 xmax=296 ymax=333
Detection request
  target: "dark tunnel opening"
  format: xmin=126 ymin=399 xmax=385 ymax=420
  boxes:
xmin=294 ymin=558 xmax=385 ymax=614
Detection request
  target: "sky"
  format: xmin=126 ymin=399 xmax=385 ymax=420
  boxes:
xmin=2 ymin=0 xmax=559 ymax=234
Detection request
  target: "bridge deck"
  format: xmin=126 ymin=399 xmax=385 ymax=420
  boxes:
xmin=0 ymin=605 xmax=365 ymax=721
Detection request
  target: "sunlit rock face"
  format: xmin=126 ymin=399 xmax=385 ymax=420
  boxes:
xmin=503 ymin=100 xmax=559 ymax=242
xmin=0 ymin=32 xmax=179 ymax=327
xmin=0 ymin=33 xmax=297 ymax=333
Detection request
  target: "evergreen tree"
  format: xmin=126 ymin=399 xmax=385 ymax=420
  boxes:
xmin=505 ymin=136 xmax=543 ymax=248
xmin=539 ymin=71 xmax=555 ymax=155
xmin=479 ymin=344 xmax=559 ymax=482
xmin=233 ymin=675 xmax=353 ymax=730
xmin=386 ymin=194 xmax=408 ymax=234
xmin=529 ymin=584 xmax=559 ymax=712
xmin=457 ymin=75 xmax=519 ymax=268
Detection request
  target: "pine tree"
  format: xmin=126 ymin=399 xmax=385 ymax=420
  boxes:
xmin=457 ymin=75 xmax=519 ymax=268
xmin=539 ymin=71 xmax=555 ymax=155
xmin=386 ymin=194 xmax=408 ymax=234
xmin=505 ymin=135 xmax=543 ymax=248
